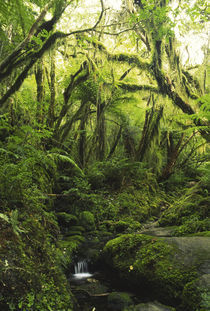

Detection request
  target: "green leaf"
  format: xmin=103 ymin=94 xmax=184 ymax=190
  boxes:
xmin=0 ymin=213 xmax=9 ymax=222
xmin=48 ymin=153 xmax=84 ymax=176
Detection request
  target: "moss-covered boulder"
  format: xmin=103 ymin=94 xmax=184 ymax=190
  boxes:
xmin=102 ymin=234 xmax=210 ymax=310
xmin=125 ymin=301 xmax=176 ymax=311
xmin=107 ymin=291 xmax=133 ymax=310
xmin=100 ymin=219 xmax=141 ymax=235
xmin=79 ymin=211 xmax=95 ymax=231
xmin=56 ymin=212 xmax=78 ymax=226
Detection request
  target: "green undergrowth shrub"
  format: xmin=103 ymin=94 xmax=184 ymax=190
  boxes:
xmin=17 ymin=275 xmax=72 ymax=311
xmin=0 ymin=207 xmax=73 ymax=311
xmin=54 ymin=158 xmax=168 ymax=234
xmin=86 ymin=159 xmax=154 ymax=190
xmin=86 ymin=158 xmax=136 ymax=190
xmin=0 ymin=126 xmax=74 ymax=310
xmin=55 ymin=175 xmax=98 ymax=214
xmin=85 ymin=159 xmax=169 ymax=225
xmin=159 ymin=182 xmax=210 ymax=235
xmin=55 ymin=211 xmax=85 ymax=270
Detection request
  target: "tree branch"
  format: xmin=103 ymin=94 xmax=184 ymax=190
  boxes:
xmin=0 ymin=1 xmax=53 ymax=74
xmin=117 ymin=81 xmax=158 ymax=93
xmin=0 ymin=0 xmax=106 ymax=107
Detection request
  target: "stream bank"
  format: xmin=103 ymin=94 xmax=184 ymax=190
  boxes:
xmin=69 ymin=223 xmax=210 ymax=311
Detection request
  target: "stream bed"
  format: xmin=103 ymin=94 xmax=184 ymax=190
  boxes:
xmin=69 ymin=260 xmax=143 ymax=311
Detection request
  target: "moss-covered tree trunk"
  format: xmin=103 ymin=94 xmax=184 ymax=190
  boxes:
xmin=96 ymin=99 xmax=106 ymax=161
xmin=47 ymin=49 xmax=56 ymax=128
xmin=79 ymin=104 xmax=90 ymax=167
xmin=35 ymin=58 xmax=45 ymax=124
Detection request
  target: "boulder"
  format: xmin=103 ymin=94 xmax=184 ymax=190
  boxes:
xmin=79 ymin=211 xmax=95 ymax=231
xmin=102 ymin=234 xmax=210 ymax=310
xmin=107 ymin=291 xmax=133 ymax=310
xmin=126 ymin=301 xmax=175 ymax=311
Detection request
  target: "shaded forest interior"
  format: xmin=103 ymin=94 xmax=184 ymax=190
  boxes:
xmin=0 ymin=0 xmax=209 ymax=310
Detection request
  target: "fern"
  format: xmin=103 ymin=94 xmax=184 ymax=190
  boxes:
xmin=48 ymin=153 xmax=84 ymax=176
xmin=0 ymin=148 xmax=19 ymax=159
xmin=10 ymin=209 xmax=26 ymax=236
xmin=0 ymin=213 xmax=9 ymax=222
xmin=0 ymin=210 xmax=25 ymax=236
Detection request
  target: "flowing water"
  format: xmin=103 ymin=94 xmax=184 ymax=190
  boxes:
xmin=72 ymin=259 xmax=93 ymax=280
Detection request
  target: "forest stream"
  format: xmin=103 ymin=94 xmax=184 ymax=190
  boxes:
xmin=0 ymin=0 xmax=209 ymax=310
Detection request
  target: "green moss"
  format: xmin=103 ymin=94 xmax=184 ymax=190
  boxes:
xmin=65 ymin=225 xmax=85 ymax=237
xmin=79 ymin=211 xmax=95 ymax=231
xmin=107 ymin=292 xmax=133 ymax=311
xmin=190 ymin=231 xmax=210 ymax=237
xmin=0 ymin=210 xmax=73 ymax=311
xmin=103 ymin=234 xmax=153 ymax=276
xmin=101 ymin=219 xmax=141 ymax=235
xmin=103 ymin=234 xmax=198 ymax=308
xmin=56 ymin=213 xmax=78 ymax=226
xmin=159 ymin=185 xmax=210 ymax=236
xmin=64 ymin=235 xmax=85 ymax=243
xmin=181 ymin=280 xmax=202 ymax=311
xmin=18 ymin=275 xmax=73 ymax=311
xmin=173 ymin=218 xmax=210 ymax=236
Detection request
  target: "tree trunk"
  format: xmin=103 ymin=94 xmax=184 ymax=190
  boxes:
xmin=79 ymin=104 xmax=90 ymax=167
xmin=35 ymin=58 xmax=45 ymax=124
xmin=47 ymin=50 xmax=56 ymax=128
xmin=107 ymin=125 xmax=122 ymax=159
xmin=96 ymin=100 xmax=106 ymax=161
xmin=159 ymin=133 xmax=184 ymax=181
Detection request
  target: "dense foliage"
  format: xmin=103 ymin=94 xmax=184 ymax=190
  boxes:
xmin=0 ymin=0 xmax=209 ymax=310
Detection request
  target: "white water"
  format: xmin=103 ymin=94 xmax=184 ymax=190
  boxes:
xmin=73 ymin=260 xmax=93 ymax=279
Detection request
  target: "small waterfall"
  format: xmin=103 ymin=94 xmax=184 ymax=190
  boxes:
xmin=73 ymin=259 xmax=92 ymax=279
xmin=74 ymin=260 xmax=88 ymax=274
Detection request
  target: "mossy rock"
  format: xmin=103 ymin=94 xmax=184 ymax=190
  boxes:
xmin=65 ymin=235 xmax=85 ymax=243
xmin=107 ymin=291 xmax=133 ymax=310
xmin=101 ymin=220 xmax=141 ymax=235
xmin=125 ymin=301 xmax=176 ymax=311
xmin=102 ymin=234 xmax=208 ymax=309
xmin=172 ymin=218 xmax=210 ymax=236
xmin=65 ymin=225 xmax=85 ymax=237
xmin=101 ymin=220 xmax=129 ymax=234
xmin=97 ymin=229 xmax=114 ymax=239
xmin=56 ymin=212 xmax=78 ymax=226
xmin=191 ymin=231 xmax=210 ymax=237
xmin=79 ymin=211 xmax=95 ymax=231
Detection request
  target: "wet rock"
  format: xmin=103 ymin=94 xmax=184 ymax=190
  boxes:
xmin=127 ymin=301 xmax=175 ymax=311
xmin=107 ymin=291 xmax=133 ymax=310
xmin=102 ymin=234 xmax=210 ymax=310
xmin=140 ymin=227 xmax=175 ymax=237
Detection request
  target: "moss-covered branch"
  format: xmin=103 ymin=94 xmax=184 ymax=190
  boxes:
xmin=0 ymin=32 xmax=66 ymax=108
xmin=117 ymin=81 xmax=158 ymax=93
xmin=82 ymin=35 xmax=151 ymax=71
xmin=0 ymin=1 xmax=105 ymax=107
xmin=0 ymin=1 xmax=53 ymax=75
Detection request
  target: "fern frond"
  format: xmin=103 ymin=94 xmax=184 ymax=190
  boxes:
xmin=48 ymin=153 xmax=84 ymax=176
xmin=0 ymin=213 xmax=9 ymax=222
